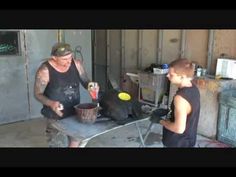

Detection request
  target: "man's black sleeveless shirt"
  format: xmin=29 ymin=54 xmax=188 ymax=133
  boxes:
xmin=162 ymin=83 xmax=200 ymax=147
xmin=41 ymin=60 xmax=87 ymax=119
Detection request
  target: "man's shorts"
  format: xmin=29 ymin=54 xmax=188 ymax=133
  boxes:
xmin=46 ymin=118 xmax=79 ymax=147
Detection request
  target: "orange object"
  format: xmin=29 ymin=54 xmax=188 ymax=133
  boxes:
xmin=88 ymin=82 xmax=99 ymax=100
xmin=89 ymin=90 xmax=98 ymax=100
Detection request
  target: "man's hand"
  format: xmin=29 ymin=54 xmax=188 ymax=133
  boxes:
xmin=88 ymin=82 xmax=100 ymax=100
xmin=48 ymin=100 xmax=64 ymax=117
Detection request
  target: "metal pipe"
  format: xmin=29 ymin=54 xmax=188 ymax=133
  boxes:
xmin=92 ymin=30 xmax=96 ymax=80
xmin=74 ymin=45 xmax=83 ymax=62
xmin=207 ymin=30 xmax=215 ymax=75
xmin=180 ymin=30 xmax=186 ymax=58
xmin=157 ymin=30 xmax=163 ymax=64
xmin=58 ymin=30 xmax=65 ymax=43
xmin=106 ymin=30 xmax=111 ymax=77
xmin=121 ymin=30 xmax=126 ymax=77
xmin=138 ymin=30 xmax=143 ymax=69
xmin=22 ymin=30 xmax=30 ymax=119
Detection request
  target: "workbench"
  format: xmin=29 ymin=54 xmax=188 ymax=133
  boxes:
xmin=51 ymin=115 xmax=150 ymax=147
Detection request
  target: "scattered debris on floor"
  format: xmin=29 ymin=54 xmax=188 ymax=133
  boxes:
xmin=196 ymin=139 xmax=231 ymax=148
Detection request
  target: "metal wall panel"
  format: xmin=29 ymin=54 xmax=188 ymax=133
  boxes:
xmin=141 ymin=30 xmax=158 ymax=68
xmin=25 ymin=30 xmax=58 ymax=119
xmin=185 ymin=30 xmax=209 ymax=67
xmin=0 ymin=31 xmax=29 ymax=124
xmin=93 ymin=30 xmax=107 ymax=91
xmin=109 ymin=30 xmax=121 ymax=86
xmin=64 ymin=30 xmax=92 ymax=104
xmin=124 ymin=30 xmax=138 ymax=72
xmin=162 ymin=30 xmax=181 ymax=64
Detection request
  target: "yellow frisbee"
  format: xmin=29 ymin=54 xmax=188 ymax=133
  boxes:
xmin=118 ymin=92 xmax=131 ymax=101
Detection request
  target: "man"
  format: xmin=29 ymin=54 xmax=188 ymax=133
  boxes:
xmin=34 ymin=42 xmax=99 ymax=147
xmin=159 ymin=58 xmax=200 ymax=147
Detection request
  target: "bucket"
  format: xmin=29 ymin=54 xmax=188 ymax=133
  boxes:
xmin=74 ymin=103 xmax=98 ymax=124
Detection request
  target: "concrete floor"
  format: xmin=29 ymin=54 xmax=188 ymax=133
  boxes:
xmin=0 ymin=117 xmax=230 ymax=148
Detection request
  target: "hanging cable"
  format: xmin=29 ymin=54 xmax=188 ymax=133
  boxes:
xmin=74 ymin=45 xmax=84 ymax=62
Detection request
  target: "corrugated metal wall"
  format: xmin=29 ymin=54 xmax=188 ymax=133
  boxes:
xmin=95 ymin=29 xmax=183 ymax=92
xmin=94 ymin=29 xmax=236 ymax=92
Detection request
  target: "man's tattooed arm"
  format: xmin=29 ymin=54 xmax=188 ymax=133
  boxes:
xmin=34 ymin=63 xmax=52 ymax=106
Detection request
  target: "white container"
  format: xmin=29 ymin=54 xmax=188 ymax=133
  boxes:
xmin=202 ymin=69 xmax=207 ymax=76
xmin=196 ymin=68 xmax=202 ymax=77
xmin=153 ymin=68 xmax=168 ymax=74
xmin=216 ymin=58 xmax=236 ymax=79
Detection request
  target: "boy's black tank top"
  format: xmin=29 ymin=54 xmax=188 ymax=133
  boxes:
xmin=41 ymin=59 xmax=81 ymax=119
xmin=162 ymin=83 xmax=200 ymax=147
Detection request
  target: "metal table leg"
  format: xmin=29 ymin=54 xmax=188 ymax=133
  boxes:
xmin=135 ymin=122 xmax=146 ymax=147
xmin=139 ymin=122 xmax=154 ymax=147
